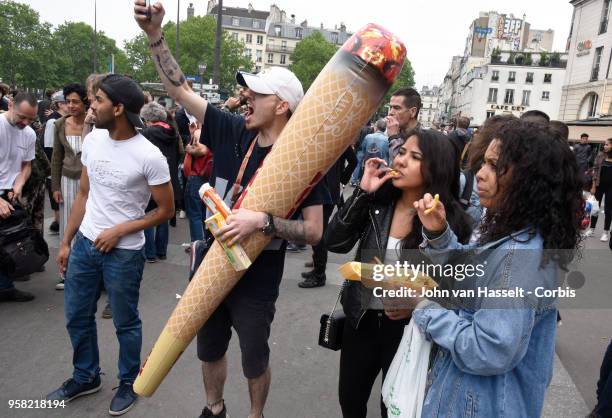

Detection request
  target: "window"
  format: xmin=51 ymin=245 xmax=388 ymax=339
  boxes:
xmin=331 ymin=32 xmax=338 ymax=44
xmin=504 ymin=89 xmax=514 ymax=104
xmin=486 ymin=110 xmax=495 ymax=119
xmin=232 ymin=17 xmax=239 ymax=26
xmin=544 ymin=73 xmax=552 ymax=83
xmin=295 ymin=27 xmax=303 ymax=38
xmin=256 ymin=35 xmax=263 ymax=45
xmin=542 ymin=91 xmax=550 ymax=101
xmin=592 ymin=47 xmax=604 ymax=81
xmin=280 ymin=54 xmax=286 ymax=65
xmin=526 ymin=72 xmax=534 ymax=83
xmin=267 ymin=53 xmax=274 ymax=64
xmin=600 ymin=0 xmax=610 ymax=34
xmin=245 ymin=49 xmax=252 ymax=59
xmin=253 ymin=20 xmax=260 ymax=29
xmin=255 ymin=65 xmax=261 ymax=72
xmin=245 ymin=34 xmax=252 ymax=44
xmin=281 ymin=40 xmax=287 ymax=51
xmin=508 ymin=71 xmax=516 ymax=82
xmin=274 ymin=25 xmax=281 ymax=37
xmin=231 ymin=32 xmax=238 ymax=41
xmin=491 ymin=70 xmax=499 ymax=81
xmin=522 ymin=90 xmax=531 ymax=106
xmin=256 ymin=50 xmax=262 ymax=63
xmin=487 ymin=88 xmax=498 ymax=103
xmin=588 ymin=93 xmax=599 ymax=117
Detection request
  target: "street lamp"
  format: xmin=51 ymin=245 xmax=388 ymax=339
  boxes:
xmin=198 ymin=63 xmax=207 ymax=97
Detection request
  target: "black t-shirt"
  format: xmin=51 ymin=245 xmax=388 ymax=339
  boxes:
xmin=600 ymin=160 xmax=612 ymax=188
xmin=202 ymin=105 xmax=330 ymax=301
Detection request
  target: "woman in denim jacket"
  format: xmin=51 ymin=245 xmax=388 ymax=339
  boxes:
xmin=404 ymin=120 xmax=583 ymax=417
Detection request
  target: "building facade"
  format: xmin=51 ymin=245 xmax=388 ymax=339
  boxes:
xmin=559 ymin=0 xmax=612 ymax=123
xmin=454 ymin=51 xmax=567 ymax=126
xmin=437 ymin=10 xmax=564 ymax=126
xmin=207 ymin=1 xmax=269 ymax=72
xmin=418 ymin=86 xmax=440 ymax=127
xmin=206 ymin=1 xmax=351 ymax=72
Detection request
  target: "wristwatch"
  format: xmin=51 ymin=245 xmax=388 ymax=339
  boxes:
xmin=262 ymin=213 xmax=276 ymax=236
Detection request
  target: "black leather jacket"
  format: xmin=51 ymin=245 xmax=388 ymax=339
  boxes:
xmin=325 ymin=186 xmax=405 ymax=329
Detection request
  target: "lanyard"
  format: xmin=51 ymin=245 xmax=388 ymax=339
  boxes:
xmin=230 ymin=135 xmax=260 ymax=206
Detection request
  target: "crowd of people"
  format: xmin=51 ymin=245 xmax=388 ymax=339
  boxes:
xmin=0 ymin=1 xmax=611 ymax=417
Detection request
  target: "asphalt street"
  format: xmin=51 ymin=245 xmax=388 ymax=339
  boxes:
xmin=0 ymin=197 xmax=608 ymax=417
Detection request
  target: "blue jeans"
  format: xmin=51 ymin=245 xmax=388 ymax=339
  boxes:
xmin=185 ymin=176 xmax=207 ymax=242
xmin=64 ymin=232 xmax=145 ymax=384
xmin=144 ymin=221 xmax=169 ymax=259
xmin=0 ymin=271 xmax=14 ymax=290
xmin=350 ymin=151 xmax=364 ymax=184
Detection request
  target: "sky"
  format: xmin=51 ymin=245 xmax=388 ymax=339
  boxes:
xmin=22 ymin=0 xmax=574 ymax=89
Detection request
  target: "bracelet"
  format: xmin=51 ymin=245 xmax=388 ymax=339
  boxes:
xmin=149 ymin=33 xmax=165 ymax=48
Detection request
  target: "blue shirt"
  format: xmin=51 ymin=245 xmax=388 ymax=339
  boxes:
xmin=413 ymin=226 xmax=560 ymax=418
xmin=360 ymin=131 xmax=389 ymax=165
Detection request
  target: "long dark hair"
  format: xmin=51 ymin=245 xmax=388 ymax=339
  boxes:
xmin=376 ymin=128 xmax=473 ymax=248
xmin=479 ymin=120 xmax=583 ymax=268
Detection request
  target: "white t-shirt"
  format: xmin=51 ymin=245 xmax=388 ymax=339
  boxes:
xmin=43 ymin=118 xmax=57 ymax=148
xmin=79 ymin=129 xmax=171 ymax=250
xmin=0 ymin=114 xmax=36 ymax=190
xmin=368 ymin=236 xmax=403 ymax=310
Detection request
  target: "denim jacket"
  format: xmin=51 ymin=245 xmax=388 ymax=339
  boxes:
xmin=412 ymin=226 xmax=560 ymax=418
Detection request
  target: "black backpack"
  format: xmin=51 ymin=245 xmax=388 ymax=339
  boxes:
xmin=0 ymin=206 xmax=49 ymax=278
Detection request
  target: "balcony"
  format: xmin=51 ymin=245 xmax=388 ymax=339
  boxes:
xmin=265 ymin=44 xmax=295 ymax=54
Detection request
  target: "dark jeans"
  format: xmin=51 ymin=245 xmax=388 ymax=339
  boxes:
xmin=595 ymin=339 xmax=612 ymax=416
xmin=311 ymin=204 xmax=335 ymax=274
xmin=64 ymin=232 xmax=145 ymax=384
xmin=0 ymin=271 xmax=14 ymax=291
xmin=591 ymin=184 xmax=612 ymax=231
xmin=184 ymin=176 xmax=207 ymax=242
xmin=144 ymin=221 xmax=169 ymax=259
xmin=339 ymin=310 xmax=408 ymax=418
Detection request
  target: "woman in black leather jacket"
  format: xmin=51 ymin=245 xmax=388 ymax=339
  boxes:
xmin=325 ymin=128 xmax=472 ymax=418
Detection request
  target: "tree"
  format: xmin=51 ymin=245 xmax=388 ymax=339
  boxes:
xmin=289 ymin=31 xmax=337 ymax=92
xmin=52 ymin=22 xmax=128 ymax=85
xmin=125 ymin=16 xmax=251 ymax=92
xmin=0 ymin=0 xmax=56 ymax=89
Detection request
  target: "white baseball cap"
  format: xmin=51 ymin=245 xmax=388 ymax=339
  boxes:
xmin=236 ymin=67 xmax=304 ymax=113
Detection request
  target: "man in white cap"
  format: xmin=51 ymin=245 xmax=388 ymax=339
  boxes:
xmin=134 ymin=2 xmax=328 ymax=418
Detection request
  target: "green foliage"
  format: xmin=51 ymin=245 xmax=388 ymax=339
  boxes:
xmin=0 ymin=0 xmax=56 ymax=88
xmin=289 ymin=31 xmax=337 ymax=92
xmin=524 ymin=53 xmax=533 ymax=66
xmin=160 ymin=16 xmax=252 ymax=91
xmin=52 ymin=22 xmax=128 ymax=85
xmin=507 ymin=52 xmax=516 ymax=65
xmin=0 ymin=2 xmax=249 ymax=94
xmin=539 ymin=52 xmax=550 ymax=66
xmin=550 ymin=52 xmax=561 ymax=66
xmin=491 ymin=47 xmax=502 ymax=62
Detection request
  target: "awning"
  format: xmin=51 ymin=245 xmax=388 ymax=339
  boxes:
xmin=566 ymin=120 xmax=612 ymax=143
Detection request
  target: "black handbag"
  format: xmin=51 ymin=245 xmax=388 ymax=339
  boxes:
xmin=318 ymin=281 xmax=346 ymax=351
xmin=0 ymin=206 xmax=49 ymax=278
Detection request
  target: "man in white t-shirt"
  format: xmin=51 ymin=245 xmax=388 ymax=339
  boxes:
xmin=47 ymin=75 xmax=174 ymax=416
xmin=0 ymin=92 xmax=38 ymax=303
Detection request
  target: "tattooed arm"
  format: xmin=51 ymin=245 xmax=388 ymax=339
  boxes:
xmin=134 ymin=0 xmax=207 ymax=123
xmin=273 ymin=205 xmax=323 ymax=246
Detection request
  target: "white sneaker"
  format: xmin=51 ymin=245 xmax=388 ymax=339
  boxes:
xmin=178 ymin=210 xmax=186 ymax=219
xmin=583 ymin=228 xmax=594 ymax=237
xmin=601 ymin=232 xmax=610 ymax=242
xmin=55 ymin=278 xmax=65 ymax=290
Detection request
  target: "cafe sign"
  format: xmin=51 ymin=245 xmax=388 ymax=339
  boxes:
xmin=489 ymin=104 xmax=526 ymax=112
xmin=576 ymin=40 xmax=592 ymax=57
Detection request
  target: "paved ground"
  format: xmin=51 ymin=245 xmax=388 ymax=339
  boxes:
xmin=0 ymin=200 xmax=609 ymax=417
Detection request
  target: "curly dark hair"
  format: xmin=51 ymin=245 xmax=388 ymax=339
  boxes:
xmin=63 ymin=83 xmax=89 ymax=108
xmin=479 ymin=120 xmax=583 ymax=268
xmin=376 ymin=128 xmax=473 ymax=248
